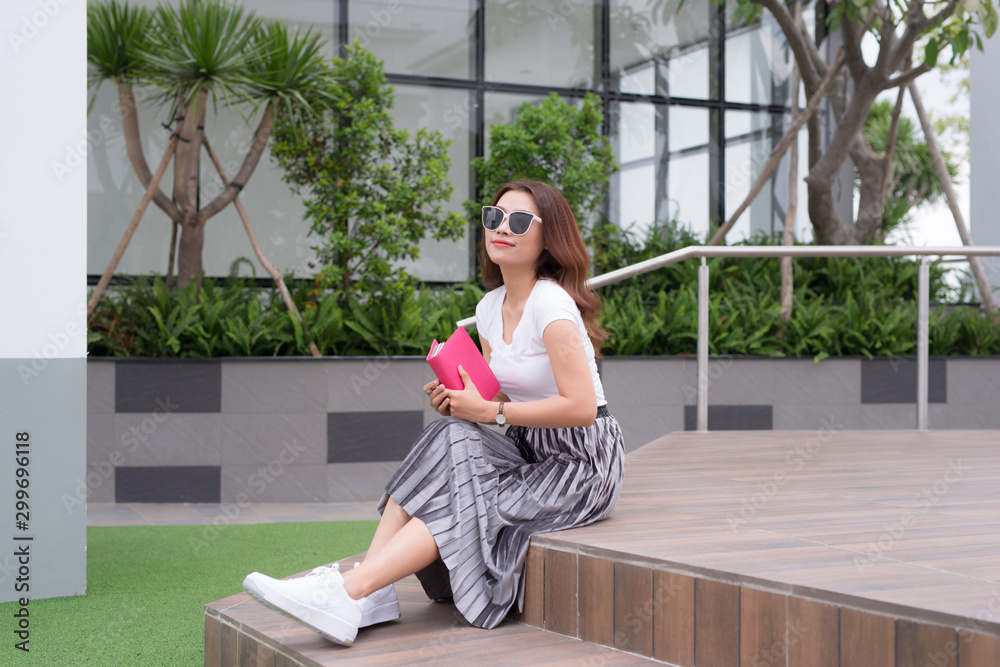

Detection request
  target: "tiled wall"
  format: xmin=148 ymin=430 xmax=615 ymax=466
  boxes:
xmin=86 ymin=356 xmax=1000 ymax=504
xmin=603 ymin=356 xmax=999 ymax=452
xmin=87 ymin=358 xmax=440 ymax=505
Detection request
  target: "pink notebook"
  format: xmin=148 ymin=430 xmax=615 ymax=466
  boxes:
xmin=426 ymin=326 xmax=501 ymax=401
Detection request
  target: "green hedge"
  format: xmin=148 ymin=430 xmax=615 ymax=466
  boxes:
xmin=88 ymin=235 xmax=999 ymax=358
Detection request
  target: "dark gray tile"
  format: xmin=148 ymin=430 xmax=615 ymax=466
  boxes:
xmin=115 ymin=466 xmax=221 ymax=502
xmin=327 ymin=411 xmax=425 ymax=462
xmin=861 ymin=357 xmax=946 ymax=404
xmin=684 ymin=405 xmax=772 ymax=430
xmin=116 ymin=361 xmax=221 ymax=413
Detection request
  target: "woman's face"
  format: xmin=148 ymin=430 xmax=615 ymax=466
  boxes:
xmin=485 ymin=190 xmax=545 ymax=271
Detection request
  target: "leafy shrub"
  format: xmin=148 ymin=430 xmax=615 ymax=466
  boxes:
xmin=88 ymin=237 xmax=1000 ymax=358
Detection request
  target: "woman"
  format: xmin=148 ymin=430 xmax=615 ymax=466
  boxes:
xmin=243 ymin=180 xmax=625 ymax=646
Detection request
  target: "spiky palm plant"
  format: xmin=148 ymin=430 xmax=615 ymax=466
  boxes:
xmin=87 ymin=0 xmax=335 ymax=308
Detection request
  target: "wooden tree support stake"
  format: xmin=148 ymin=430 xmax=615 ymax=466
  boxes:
xmin=709 ymin=48 xmax=845 ymax=246
xmin=87 ymin=135 xmax=179 ymax=319
xmin=909 ymin=82 xmax=998 ymax=314
xmin=780 ymin=1 xmax=803 ymax=322
xmin=203 ymin=138 xmax=322 ymax=357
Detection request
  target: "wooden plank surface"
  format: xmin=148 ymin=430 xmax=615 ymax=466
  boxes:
xmin=536 ymin=430 xmax=1000 ymax=634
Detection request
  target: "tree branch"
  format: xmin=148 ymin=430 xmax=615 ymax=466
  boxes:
xmin=752 ymin=0 xmax=822 ymax=91
xmin=116 ymin=81 xmax=182 ymax=223
xmin=884 ymin=62 xmax=930 ymax=89
xmin=923 ymin=0 xmax=960 ymax=29
xmin=841 ymin=15 xmax=871 ymax=82
xmin=198 ymin=99 xmax=279 ymax=223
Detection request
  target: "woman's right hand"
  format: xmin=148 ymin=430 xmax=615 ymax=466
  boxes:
xmin=423 ymin=379 xmax=451 ymax=417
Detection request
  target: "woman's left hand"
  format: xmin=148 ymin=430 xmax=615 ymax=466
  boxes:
xmin=444 ymin=366 xmax=491 ymax=423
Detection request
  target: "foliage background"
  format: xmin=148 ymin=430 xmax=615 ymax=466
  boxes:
xmin=88 ymin=232 xmax=1000 ymax=359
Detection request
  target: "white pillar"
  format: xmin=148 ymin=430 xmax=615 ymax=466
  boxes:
xmin=970 ymin=33 xmax=1000 ymax=294
xmin=0 ymin=1 xmax=87 ymax=604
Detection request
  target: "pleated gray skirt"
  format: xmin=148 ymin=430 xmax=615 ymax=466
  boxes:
xmin=377 ymin=409 xmax=625 ymax=629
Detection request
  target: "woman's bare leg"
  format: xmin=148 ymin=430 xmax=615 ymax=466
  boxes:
xmin=363 ymin=496 xmax=411 ymax=561
xmin=342 ymin=516 xmax=439 ymax=600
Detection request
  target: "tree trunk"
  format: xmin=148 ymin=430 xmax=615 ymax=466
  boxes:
xmin=176 ymin=213 xmax=205 ymax=288
xmin=851 ymin=145 xmax=888 ymax=244
xmin=116 ymin=81 xmax=182 ymax=224
xmin=173 ymin=90 xmax=209 ymax=288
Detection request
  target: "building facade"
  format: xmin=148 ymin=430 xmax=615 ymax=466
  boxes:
xmin=88 ymin=0 xmax=839 ymax=283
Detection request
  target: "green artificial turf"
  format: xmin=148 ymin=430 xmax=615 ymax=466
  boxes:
xmin=0 ymin=521 xmax=377 ymax=666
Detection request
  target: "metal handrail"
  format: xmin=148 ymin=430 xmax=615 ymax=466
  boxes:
xmin=457 ymin=245 xmax=1000 ymax=432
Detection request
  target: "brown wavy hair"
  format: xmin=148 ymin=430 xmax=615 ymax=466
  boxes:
xmin=480 ymin=180 xmax=608 ymax=354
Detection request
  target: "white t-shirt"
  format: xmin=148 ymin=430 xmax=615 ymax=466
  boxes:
xmin=475 ymin=279 xmax=606 ymax=406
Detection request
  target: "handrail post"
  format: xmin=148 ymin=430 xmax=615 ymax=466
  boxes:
xmin=697 ymin=257 xmax=709 ymax=432
xmin=917 ymin=257 xmax=930 ymax=431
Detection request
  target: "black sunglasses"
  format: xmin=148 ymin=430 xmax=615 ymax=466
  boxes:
xmin=482 ymin=206 xmax=542 ymax=236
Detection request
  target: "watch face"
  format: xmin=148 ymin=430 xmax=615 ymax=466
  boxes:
xmin=495 ymin=414 xmax=506 ymax=425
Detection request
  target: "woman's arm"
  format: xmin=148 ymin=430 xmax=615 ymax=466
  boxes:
xmin=446 ymin=320 xmax=597 ymax=428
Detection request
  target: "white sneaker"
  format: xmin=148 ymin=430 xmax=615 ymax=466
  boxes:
xmin=243 ymin=564 xmax=365 ymax=646
xmin=354 ymin=562 xmax=400 ymax=627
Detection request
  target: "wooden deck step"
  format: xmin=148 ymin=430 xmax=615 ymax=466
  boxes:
xmin=205 ymin=559 xmax=665 ymax=666
xmin=206 ymin=430 xmax=1000 ymax=666
xmin=518 ymin=430 xmax=1000 ymax=666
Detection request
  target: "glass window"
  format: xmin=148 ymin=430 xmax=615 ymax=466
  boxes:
xmin=668 ymin=151 xmax=711 ymax=237
xmin=242 ymin=0 xmax=338 ymax=58
xmin=348 ymin=0 xmax=474 ymax=79
xmin=724 ymin=110 xmax=782 ymax=240
xmin=610 ymin=0 xmax=712 ymax=99
xmin=390 ymin=85 xmax=475 ymax=282
xmin=484 ymin=0 xmax=597 ymax=89
xmin=609 ymin=102 xmax=710 ymax=240
xmin=724 ymin=1 xmax=802 ymax=106
xmin=612 ymin=102 xmax=661 ymax=236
